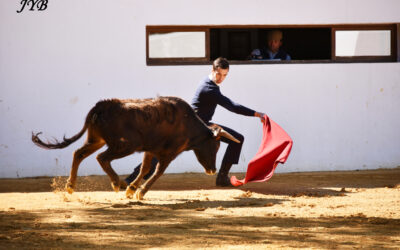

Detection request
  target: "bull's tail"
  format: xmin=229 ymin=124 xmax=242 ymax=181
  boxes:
xmin=32 ymin=121 xmax=88 ymax=150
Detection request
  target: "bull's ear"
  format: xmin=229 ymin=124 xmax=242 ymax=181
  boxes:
xmin=212 ymin=127 xmax=221 ymax=138
xmin=209 ymin=124 xmax=221 ymax=139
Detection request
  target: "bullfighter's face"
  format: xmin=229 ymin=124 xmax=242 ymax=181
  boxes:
xmin=212 ymin=68 xmax=229 ymax=84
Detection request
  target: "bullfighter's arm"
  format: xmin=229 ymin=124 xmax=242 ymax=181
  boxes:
xmin=216 ymin=91 xmax=265 ymax=122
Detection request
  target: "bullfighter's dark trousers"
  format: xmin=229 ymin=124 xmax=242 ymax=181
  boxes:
xmin=216 ymin=124 xmax=244 ymax=170
xmin=125 ymin=124 xmax=244 ymax=184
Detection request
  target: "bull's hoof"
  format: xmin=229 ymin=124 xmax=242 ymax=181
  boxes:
xmin=134 ymin=189 xmax=144 ymax=200
xmin=111 ymin=182 xmax=120 ymax=192
xmin=125 ymin=185 xmax=136 ymax=199
xmin=65 ymin=183 xmax=74 ymax=194
xmin=206 ymin=169 xmax=217 ymax=175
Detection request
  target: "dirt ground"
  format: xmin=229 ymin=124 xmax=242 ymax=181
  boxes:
xmin=0 ymin=168 xmax=399 ymax=249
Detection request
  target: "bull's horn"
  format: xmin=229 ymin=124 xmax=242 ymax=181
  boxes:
xmin=219 ymin=129 xmax=241 ymax=143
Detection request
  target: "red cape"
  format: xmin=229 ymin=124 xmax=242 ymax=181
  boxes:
xmin=231 ymin=115 xmax=293 ymax=186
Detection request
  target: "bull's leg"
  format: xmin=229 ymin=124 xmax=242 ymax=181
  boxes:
xmin=66 ymin=141 xmax=105 ymax=194
xmin=96 ymin=147 xmax=135 ymax=192
xmin=126 ymin=152 xmax=154 ymax=198
xmin=133 ymin=159 xmax=171 ymax=200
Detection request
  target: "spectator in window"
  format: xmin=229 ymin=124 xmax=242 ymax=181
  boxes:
xmin=249 ymin=30 xmax=291 ymax=60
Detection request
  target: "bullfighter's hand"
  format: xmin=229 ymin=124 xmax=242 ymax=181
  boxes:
xmin=255 ymin=112 xmax=266 ymax=123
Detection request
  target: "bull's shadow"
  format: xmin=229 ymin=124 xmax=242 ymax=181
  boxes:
xmin=77 ymin=196 xmax=287 ymax=210
xmin=124 ymin=196 xmax=287 ymax=210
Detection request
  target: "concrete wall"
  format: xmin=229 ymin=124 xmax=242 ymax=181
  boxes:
xmin=1 ymin=0 xmax=399 ymax=177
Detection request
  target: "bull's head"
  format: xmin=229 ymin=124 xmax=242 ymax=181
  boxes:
xmin=193 ymin=125 xmax=240 ymax=175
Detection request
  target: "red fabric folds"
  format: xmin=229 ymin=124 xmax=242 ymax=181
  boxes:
xmin=231 ymin=115 xmax=293 ymax=186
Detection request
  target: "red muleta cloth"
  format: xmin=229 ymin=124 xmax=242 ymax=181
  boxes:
xmin=231 ymin=115 xmax=293 ymax=186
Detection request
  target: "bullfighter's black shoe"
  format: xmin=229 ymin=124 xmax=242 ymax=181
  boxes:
xmin=216 ymin=161 xmax=234 ymax=187
xmin=216 ymin=174 xmax=234 ymax=187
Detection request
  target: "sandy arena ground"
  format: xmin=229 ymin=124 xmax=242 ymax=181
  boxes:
xmin=0 ymin=168 xmax=399 ymax=249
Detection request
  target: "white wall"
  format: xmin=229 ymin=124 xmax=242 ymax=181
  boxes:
xmin=1 ymin=0 xmax=399 ymax=178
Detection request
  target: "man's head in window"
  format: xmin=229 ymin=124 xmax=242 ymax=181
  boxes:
xmin=250 ymin=30 xmax=290 ymax=60
xmin=267 ymin=30 xmax=284 ymax=54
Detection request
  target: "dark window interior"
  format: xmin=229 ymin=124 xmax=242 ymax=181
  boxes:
xmin=210 ymin=28 xmax=331 ymax=61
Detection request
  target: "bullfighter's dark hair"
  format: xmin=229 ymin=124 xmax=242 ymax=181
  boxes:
xmin=212 ymin=57 xmax=229 ymax=70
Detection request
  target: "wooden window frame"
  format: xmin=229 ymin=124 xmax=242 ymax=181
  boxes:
xmin=146 ymin=26 xmax=210 ymax=65
xmin=332 ymin=24 xmax=397 ymax=62
xmin=146 ymin=24 xmax=399 ymax=65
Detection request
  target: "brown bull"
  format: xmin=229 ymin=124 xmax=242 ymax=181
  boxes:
xmin=32 ymin=96 xmax=239 ymax=199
